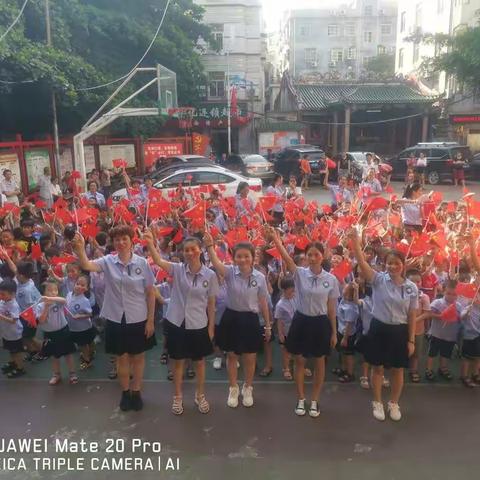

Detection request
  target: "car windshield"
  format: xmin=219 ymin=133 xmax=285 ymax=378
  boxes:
xmin=308 ymin=153 xmax=325 ymax=161
xmin=244 ymin=155 xmax=268 ymax=164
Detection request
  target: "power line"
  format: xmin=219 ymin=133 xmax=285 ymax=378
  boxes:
xmin=74 ymin=0 xmax=171 ymax=91
xmin=0 ymin=0 xmax=30 ymax=43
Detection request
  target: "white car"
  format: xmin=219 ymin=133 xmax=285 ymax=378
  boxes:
xmin=111 ymin=166 xmax=263 ymax=202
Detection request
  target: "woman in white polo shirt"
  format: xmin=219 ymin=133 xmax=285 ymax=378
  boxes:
xmin=144 ymin=231 xmax=218 ymax=415
xmin=268 ymin=227 xmax=339 ymax=418
xmin=73 ymin=225 xmax=156 ymax=412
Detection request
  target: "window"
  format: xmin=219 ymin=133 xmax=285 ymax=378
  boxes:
xmin=377 ymin=45 xmax=387 ymax=55
xmin=363 ymin=56 xmax=372 ymax=66
xmin=328 ymin=24 xmax=339 ymax=36
xmin=345 ymin=23 xmax=356 ymax=36
xmin=305 ymin=48 xmax=317 ymax=66
xmin=413 ymin=43 xmax=420 ymax=63
xmin=160 ymin=173 xmax=194 ymax=188
xmin=400 ymin=11 xmax=406 ymax=32
xmin=347 ymin=46 xmax=356 ymax=60
xmin=330 ymin=48 xmax=344 ymax=63
xmin=430 ymin=149 xmax=447 ymax=159
xmin=208 ymin=72 xmax=225 ymax=99
xmin=398 ymin=48 xmax=404 ymax=68
xmin=364 ymin=31 xmax=373 ymax=43
xmin=381 ymin=24 xmax=392 ymax=35
xmin=437 ymin=0 xmax=445 ymax=13
xmin=210 ymin=24 xmax=223 ymax=51
xmin=196 ymin=172 xmax=234 ymax=184
xmin=364 ymin=5 xmax=373 ymax=15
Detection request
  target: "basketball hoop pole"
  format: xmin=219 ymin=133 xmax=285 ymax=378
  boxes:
xmin=73 ymin=65 xmax=176 ymax=191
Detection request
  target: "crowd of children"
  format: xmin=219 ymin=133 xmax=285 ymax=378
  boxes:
xmin=0 ymin=163 xmax=480 ymax=422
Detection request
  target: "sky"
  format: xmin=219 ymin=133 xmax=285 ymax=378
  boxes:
xmin=262 ymin=0 xmax=333 ymax=32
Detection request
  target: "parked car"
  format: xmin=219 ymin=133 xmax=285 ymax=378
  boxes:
xmin=111 ymin=166 xmax=262 ymax=202
xmin=386 ymin=143 xmax=473 ymax=185
xmin=274 ymin=146 xmax=326 ymax=181
xmin=224 ymin=154 xmax=275 ymax=181
xmin=470 ymin=152 xmax=480 ymax=179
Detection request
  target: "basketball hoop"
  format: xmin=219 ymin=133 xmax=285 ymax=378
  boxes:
xmin=167 ymin=107 xmax=195 ymax=129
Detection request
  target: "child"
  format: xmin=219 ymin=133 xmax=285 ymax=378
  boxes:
xmin=460 ymin=297 xmax=480 ymax=387
xmin=336 ymin=283 xmax=359 ymax=383
xmin=36 ymin=280 xmax=78 ymax=385
xmin=425 ymin=280 xmax=461 ymax=381
xmin=275 ymin=277 xmax=297 ymax=380
xmin=407 ymin=269 xmax=431 ymax=383
xmin=300 ymin=154 xmax=312 ymax=190
xmin=65 ymin=275 xmax=95 ymax=370
xmin=49 ymin=263 xmax=81 ymax=296
xmin=15 ymin=261 xmax=42 ymax=361
xmin=0 ymin=280 xmax=25 ymax=378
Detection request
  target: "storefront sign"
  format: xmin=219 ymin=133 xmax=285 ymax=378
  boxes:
xmin=258 ymin=131 xmax=301 ymax=155
xmin=144 ymin=143 xmax=183 ymax=167
xmin=451 ymin=115 xmax=480 ymax=124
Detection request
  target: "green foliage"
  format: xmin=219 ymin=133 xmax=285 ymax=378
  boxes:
xmin=0 ymin=0 xmax=212 ymax=137
xmin=405 ymin=26 xmax=480 ymax=91
xmin=365 ymin=53 xmax=395 ymax=77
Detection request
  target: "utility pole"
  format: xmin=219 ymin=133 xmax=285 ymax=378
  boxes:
xmin=45 ymin=0 xmax=61 ymax=177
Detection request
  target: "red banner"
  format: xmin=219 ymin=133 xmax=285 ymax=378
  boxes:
xmin=144 ymin=143 xmax=183 ymax=166
xmin=192 ymin=133 xmax=211 ymax=156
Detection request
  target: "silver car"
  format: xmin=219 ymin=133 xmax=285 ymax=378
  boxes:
xmin=225 ymin=154 xmax=276 ymax=181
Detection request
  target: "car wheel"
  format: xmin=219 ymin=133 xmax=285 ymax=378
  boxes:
xmin=427 ymin=170 xmax=440 ymax=185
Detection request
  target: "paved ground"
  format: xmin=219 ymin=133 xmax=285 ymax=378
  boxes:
xmin=1 ymin=180 xmax=480 ymax=480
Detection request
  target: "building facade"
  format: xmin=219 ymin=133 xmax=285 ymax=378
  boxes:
xmin=194 ymin=0 xmax=266 ymax=154
xmin=280 ymin=0 xmax=398 ymax=80
xmin=395 ymin=0 xmax=480 ymax=151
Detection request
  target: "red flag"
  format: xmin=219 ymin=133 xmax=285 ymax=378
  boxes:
xmin=53 ymin=197 xmax=67 ymax=210
xmin=20 ymin=306 xmax=37 ymax=328
xmin=331 ymin=260 xmax=352 ymax=282
xmin=230 ymin=86 xmax=238 ymax=117
xmin=30 ymin=243 xmax=42 ymax=260
xmin=265 ymin=247 xmax=281 ymax=260
xmin=385 ymin=184 xmax=394 ymax=194
xmin=430 ymin=231 xmax=447 ymax=249
xmin=456 ymin=283 xmax=477 ymax=299
xmin=295 ymin=235 xmax=310 ymax=251
xmin=259 ymin=196 xmax=277 ymax=211
xmin=35 ymin=200 xmax=47 ymax=209
xmin=51 ymin=254 xmax=77 ymax=266
xmin=321 ymin=204 xmax=332 ymax=214
xmin=172 ymin=229 xmax=183 ymax=244
xmin=446 ymin=202 xmax=456 ymax=214
xmin=440 ymin=303 xmax=458 ymax=323
xmin=112 ymin=159 xmax=127 ymax=169
xmin=56 ymin=208 xmax=73 ymax=224
xmin=364 ymin=197 xmax=389 ymax=213
xmin=183 ymin=201 xmax=206 ymax=220
xmin=71 ymin=170 xmax=81 ymax=180
xmin=156 ymin=269 xmax=169 ymax=282
xmin=431 ymin=191 xmax=443 ymax=204
xmin=81 ymin=222 xmax=100 ymax=239
xmin=156 ymin=226 xmax=174 ymax=237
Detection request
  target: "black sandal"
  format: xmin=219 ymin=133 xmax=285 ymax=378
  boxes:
xmin=339 ymin=373 xmax=355 ymax=383
xmin=259 ymin=368 xmax=273 ymax=377
xmin=331 ymin=367 xmax=343 ymax=376
xmin=7 ymin=368 xmax=26 ymax=379
xmin=438 ymin=368 xmax=453 ymax=381
xmin=425 ymin=369 xmax=435 ymax=381
xmin=167 ymin=370 xmax=173 ymax=381
xmin=409 ymin=371 xmax=420 ymax=383
xmin=186 ymin=368 xmax=195 ymax=379
xmin=160 ymin=352 xmax=168 ymax=365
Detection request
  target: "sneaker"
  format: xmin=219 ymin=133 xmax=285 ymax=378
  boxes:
xmin=309 ymin=400 xmax=320 ymax=418
xmin=130 ymin=391 xmax=144 ymax=411
xmin=49 ymin=374 xmax=62 ymax=386
xmin=241 ymin=384 xmax=254 ymax=407
xmin=387 ymin=401 xmax=402 ymax=421
xmin=119 ymin=390 xmax=131 ymax=412
xmin=382 ymin=376 xmax=390 ymax=388
xmin=108 ymin=366 xmax=117 ymax=380
xmin=7 ymin=368 xmax=26 ymax=379
xmin=360 ymin=376 xmax=370 ymax=389
xmin=69 ymin=373 xmax=79 ymax=385
xmin=295 ymin=399 xmax=306 ymax=416
xmin=227 ymin=384 xmax=240 ymax=408
xmin=213 ymin=357 xmax=222 ymax=370
xmin=372 ymin=401 xmax=385 ymax=421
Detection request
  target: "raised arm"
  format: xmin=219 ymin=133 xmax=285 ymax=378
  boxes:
xmin=71 ymin=233 xmax=102 ymax=273
xmin=348 ymin=228 xmax=376 ymax=284
xmin=265 ymin=226 xmax=296 ymax=274
xmin=203 ymin=231 xmax=225 ymax=277
xmin=143 ymin=229 xmax=173 ymax=274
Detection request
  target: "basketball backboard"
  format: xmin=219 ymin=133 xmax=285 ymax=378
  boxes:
xmin=157 ymin=64 xmax=178 ymax=115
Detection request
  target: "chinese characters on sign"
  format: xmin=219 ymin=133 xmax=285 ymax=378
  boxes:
xmin=144 ymin=143 xmax=184 ymax=167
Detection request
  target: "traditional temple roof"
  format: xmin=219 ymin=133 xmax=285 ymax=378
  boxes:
xmin=295 ymin=83 xmax=438 ymax=110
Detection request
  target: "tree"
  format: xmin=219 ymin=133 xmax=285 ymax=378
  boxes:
xmin=0 ymin=0 xmax=213 ymax=137
xmin=365 ymin=53 xmax=395 ymax=77
xmin=405 ymin=26 xmax=480 ymax=92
